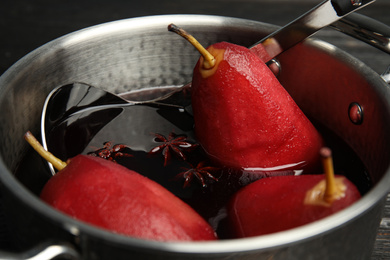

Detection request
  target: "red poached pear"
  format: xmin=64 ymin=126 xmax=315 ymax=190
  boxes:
xmin=24 ymin=131 xmax=217 ymax=241
xmin=226 ymin=148 xmax=361 ymax=237
xmin=168 ymin=24 xmax=323 ymax=173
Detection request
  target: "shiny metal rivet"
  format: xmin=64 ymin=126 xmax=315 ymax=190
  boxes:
xmin=267 ymin=59 xmax=281 ymax=77
xmin=348 ymin=102 xmax=364 ymax=125
xmin=351 ymin=0 xmax=362 ymax=6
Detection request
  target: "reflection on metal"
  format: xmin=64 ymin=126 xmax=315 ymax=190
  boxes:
xmin=351 ymin=0 xmax=363 ymax=6
xmin=331 ymin=13 xmax=390 ymax=55
xmin=381 ymin=65 xmax=390 ymax=84
xmin=349 ymin=102 xmax=364 ymax=125
xmin=0 ymin=243 xmax=80 ymax=260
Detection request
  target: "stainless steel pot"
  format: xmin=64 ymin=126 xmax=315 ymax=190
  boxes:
xmin=0 ymin=14 xmax=389 ymax=260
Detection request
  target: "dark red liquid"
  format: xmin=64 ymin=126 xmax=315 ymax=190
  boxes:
xmin=15 ymin=88 xmax=372 ymax=239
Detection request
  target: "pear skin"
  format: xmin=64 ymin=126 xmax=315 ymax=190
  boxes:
xmin=226 ymin=174 xmax=360 ymax=237
xmin=40 ymin=155 xmax=217 ymax=241
xmin=191 ymin=42 xmax=323 ymax=172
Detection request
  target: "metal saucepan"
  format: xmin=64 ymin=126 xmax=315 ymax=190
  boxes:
xmin=0 ymin=14 xmax=389 ymax=259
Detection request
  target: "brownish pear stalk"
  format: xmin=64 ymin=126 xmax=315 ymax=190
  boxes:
xmin=24 ymin=131 xmax=67 ymax=171
xmin=304 ymin=147 xmax=347 ymax=206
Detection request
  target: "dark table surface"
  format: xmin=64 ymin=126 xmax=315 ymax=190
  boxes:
xmin=1 ymin=0 xmax=390 ymax=259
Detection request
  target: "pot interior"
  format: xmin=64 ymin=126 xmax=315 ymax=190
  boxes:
xmin=0 ymin=14 xmax=389 ymax=254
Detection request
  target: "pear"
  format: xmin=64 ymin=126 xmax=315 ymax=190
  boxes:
xmin=24 ymin=131 xmax=217 ymax=241
xmin=169 ymin=24 xmax=323 ymax=173
xmin=226 ymin=147 xmax=361 ymax=237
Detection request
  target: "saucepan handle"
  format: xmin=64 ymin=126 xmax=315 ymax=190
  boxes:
xmin=0 ymin=242 xmax=80 ymax=260
xmin=331 ymin=13 xmax=390 ymax=55
xmin=330 ymin=12 xmax=390 ymax=82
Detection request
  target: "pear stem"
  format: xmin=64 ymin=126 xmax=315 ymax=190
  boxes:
xmin=320 ymin=147 xmax=337 ymax=203
xmin=24 ymin=131 xmax=67 ymax=171
xmin=168 ymin=23 xmax=216 ymax=69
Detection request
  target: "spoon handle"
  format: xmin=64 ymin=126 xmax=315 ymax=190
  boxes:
xmin=251 ymin=0 xmax=376 ymax=62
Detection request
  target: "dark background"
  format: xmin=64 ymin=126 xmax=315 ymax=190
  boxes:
xmin=1 ymin=0 xmax=390 ymax=258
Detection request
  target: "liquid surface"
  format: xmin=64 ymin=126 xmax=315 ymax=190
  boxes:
xmin=16 ymin=86 xmax=372 ymax=239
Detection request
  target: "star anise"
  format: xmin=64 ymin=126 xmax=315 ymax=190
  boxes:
xmin=88 ymin=141 xmax=133 ymax=162
xmin=176 ymin=161 xmax=219 ymax=188
xmin=148 ymin=132 xmax=198 ymax=166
